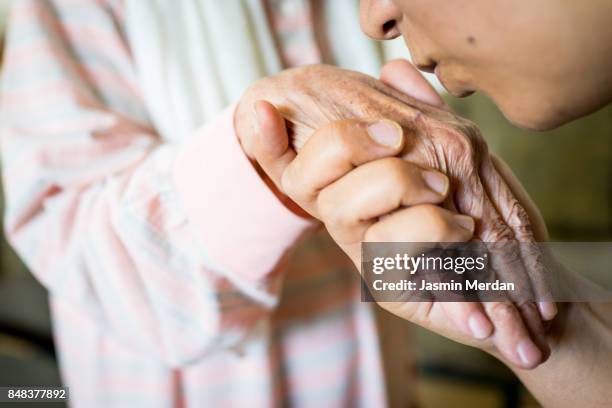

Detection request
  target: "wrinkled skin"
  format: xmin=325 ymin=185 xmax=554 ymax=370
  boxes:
xmin=238 ymin=64 xmax=547 ymax=296
xmin=236 ymin=65 xmax=553 ymax=358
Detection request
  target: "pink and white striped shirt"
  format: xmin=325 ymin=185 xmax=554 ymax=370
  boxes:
xmin=0 ymin=1 xmax=412 ymax=406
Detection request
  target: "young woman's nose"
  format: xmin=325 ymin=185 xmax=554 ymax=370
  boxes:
xmin=359 ymin=0 xmax=403 ymax=40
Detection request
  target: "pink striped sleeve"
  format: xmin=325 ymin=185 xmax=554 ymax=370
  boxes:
xmin=0 ymin=0 xmax=308 ymax=366
xmin=173 ymin=104 xmax=314 ymax=281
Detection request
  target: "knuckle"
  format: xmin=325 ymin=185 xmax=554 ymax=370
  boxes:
xmin=316 ymin=189 xmax=334 ymax=221
xmin=481 ymin=216 xmax=514 ymax=242
xmin=324 ymin=120 xmax=365 ymax=161
xmin=417 ymin=205 xmax=452 ymax=241
xmin=318 ymin=190 xmax=354 ymax=227
xmin=364 ymin=223 xmax=384 ymax=242
xmin=416 ymin=203 xmax=439 ymax=219
xmin=489 ymin=303 xmax=517 ymax=322
xmin=517 ymin=301 xmax=538 ymax=315
xmin=329 ymin=121 xmax=356 ymax=150
xmin=301 ymin=64 xmax=328 ymax=78
xmin=378 ymin=158 xmax=410 ymax=195
xmin=280 ymin=167 xmax=299 ymax=199
xmin=393 ymin=159 xmax=419 ymax=192
xmin=332 ymin=212 xmax=353 ymax=228
xmin=382 ymin=157 xmax=407 ymax=180
xmin=434 ymin=223 xmax=455 ymax=243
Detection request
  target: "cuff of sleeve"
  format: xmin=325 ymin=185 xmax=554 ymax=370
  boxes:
xmin=172 ymin=104 xmax=314 ymax=281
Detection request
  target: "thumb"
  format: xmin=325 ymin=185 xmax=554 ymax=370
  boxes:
xmin=381 ymin=59 xmax=448 ymax=109
xmin=252 ymin=100 xmax=297 ymax=190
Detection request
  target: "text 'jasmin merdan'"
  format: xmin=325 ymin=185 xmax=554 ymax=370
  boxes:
xmin=372 ymin=253 xmax=488 ymax=275
xmin=371 ymin=279 xmax=515 ymax=292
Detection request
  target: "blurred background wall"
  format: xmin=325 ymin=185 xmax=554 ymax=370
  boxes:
xmin=0 ymin=2 xmax=610 ymax=407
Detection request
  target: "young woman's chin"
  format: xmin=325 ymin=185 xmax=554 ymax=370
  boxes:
xmin=493 ymin=86 xmax=612 ymax=131
xmin=501 ymin=109 xmax=566 ymax=132
xmin=489 ymin=93 xmax=576 ymax=132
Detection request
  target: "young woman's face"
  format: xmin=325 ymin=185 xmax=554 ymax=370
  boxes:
xmin=360 ymin=0 xmax=612 ymax=130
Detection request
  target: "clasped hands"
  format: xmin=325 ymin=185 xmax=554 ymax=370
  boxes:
xmin=236 ymin=61 xmax=557 ymax=369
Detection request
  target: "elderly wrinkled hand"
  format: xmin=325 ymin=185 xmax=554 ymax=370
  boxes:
xmin=238 ymin=62 xmax=556 ymax=369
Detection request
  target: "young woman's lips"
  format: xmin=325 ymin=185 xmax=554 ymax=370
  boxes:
xmin=434 ymin=65 xmax=475 ymax=98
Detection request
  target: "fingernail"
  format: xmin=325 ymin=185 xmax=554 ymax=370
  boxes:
xmin=367 ymin=120 xmax=403 ymax=148
xmin=517 ymin=339 xmax=542 ymax=367
xmin=453 ymin=214 xmax=475 ymax=233
xmin=538 ymin=301 xmax=558 ymax=321
xmin=468 ymin=312 xmax=493 ymax=340
xmin=423 ymin=171 xmax=449 ymax=195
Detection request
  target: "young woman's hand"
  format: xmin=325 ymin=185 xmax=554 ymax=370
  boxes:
xmin=251 ymin=100 xmax=549 ymax=369
xmin=236 ymin=63 xmax=556 ymax=323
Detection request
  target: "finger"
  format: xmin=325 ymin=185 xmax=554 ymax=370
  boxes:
xmin=318 ymin=158 xmax=449 ymax=243
xmin=516 ymin=231 xmax=557 ymax=321
xmin=502 ymin=249 xmax=552 ymax=352
xmin=364 ymin=206 xmax=492 ymax=341
xmin=488 ymin=155 xmax=557 ymax=320
xmin=489 ymin=155 xmax=549 ymax=242
xmin=487 ymin=241 xmax=541 ymax=312
xmin=516 ymin=301 xmax=551 ymax=363
xmin=364 ymin=204 xmax=475 ymax=243
xmin=484 ymin=240 xmax=550 ymax=365
xmin=483 ymin=301 xmax=544 ymax=369
xmin=282 ymin=119 xmax=405 ymax=214
xmin=380 ymin=59 xmax=448 ymax=109
xmin=442 ymin=302 xmax=494 ymax=340
xmin=252 ymin=100 xmax=296 ymax=188
xmin=520 ymin=244 xmax=557 ymax=321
